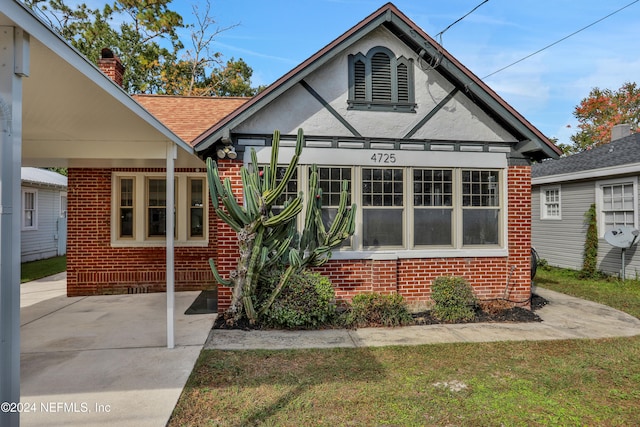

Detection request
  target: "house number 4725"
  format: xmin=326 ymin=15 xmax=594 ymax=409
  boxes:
xmin=370 ymin=153 xmax=396 ymax=163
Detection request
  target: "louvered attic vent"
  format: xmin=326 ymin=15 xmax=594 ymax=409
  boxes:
xmin=348 ymin=46 xmax=415 ymax=112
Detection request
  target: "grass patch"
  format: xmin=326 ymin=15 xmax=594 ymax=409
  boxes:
xmin=169 ymin=265 xmax=640 ymax=426
xmin=20 ymin=256 xmax=66 ymax=283
xmin=169 ymin=338 xmax=640 ymax=426
xmin=535 ymin=266 xmax=640 ymax=319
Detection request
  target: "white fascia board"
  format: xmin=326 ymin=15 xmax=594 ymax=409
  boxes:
xmin=1 ymin=0 xmax=193 ymax=155
xmin=532 ymin=163 xmax=640 ymax=185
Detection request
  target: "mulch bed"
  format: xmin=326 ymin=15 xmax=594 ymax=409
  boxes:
xmin=213 ymin=294 xmax=549 ymax=330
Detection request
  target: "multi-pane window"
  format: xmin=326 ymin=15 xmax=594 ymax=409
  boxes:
xmin=413 ymin=169 xmax=453 ymax=246
xmin=461 ymin=170 xmax=500 ymax=245
xmin=189 ymin=178 xmax=205 ymax=238
xmin=119 ymin=178 xmax=134 ymax=238
xmin=147 ymin=179 xmax=168 ymax=237
xmin=22 ymin=189 xmax=37 ymax=230
xmin=362 ymin=168 xmax=404 ymax=247
xmin=316 ymin=167 xmax=352 ymax=247
xmin=601 ymin=182 xmax=635 ymax=233
xmin=112 ymin=173 xmax=207 ymax=246
xmin=541 ymin=187 xmax=561 ymax=219
xmin=348 ymin=46 xmax=415 ymax=112
xmin=271 ymin=167 xmax=298 ymax=213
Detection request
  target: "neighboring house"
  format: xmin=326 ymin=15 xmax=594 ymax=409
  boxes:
xmin=532 ymin=125 xmax=640 ymax=278
xmin=20 ymin=167 xmax=68 ymax=262
xmin=67 ymin=3 xmax=559 ymax=309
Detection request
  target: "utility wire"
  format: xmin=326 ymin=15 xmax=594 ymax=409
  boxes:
xmin=436 ymin=0 xmax=490 ymax=39
xmin=481 ymin=0 xmax=640 ymax=80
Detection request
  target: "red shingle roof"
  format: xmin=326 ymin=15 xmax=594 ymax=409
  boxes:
xmin=133 ymin=95 xmax=249 ymax=145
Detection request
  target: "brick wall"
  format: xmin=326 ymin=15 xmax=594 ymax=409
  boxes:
xmin=214 ymin=163 xmax=533 ymax=311
xmin=66 ymin=168 xmax=217 ymax=296
xmin=68 ymin=164 xmax=532 ymax=309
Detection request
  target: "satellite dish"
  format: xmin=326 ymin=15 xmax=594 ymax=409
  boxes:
xmin=604 ymin=226 xmax=640 ymax=248
xmin=604 ymin=225 xmax=640 ymax=280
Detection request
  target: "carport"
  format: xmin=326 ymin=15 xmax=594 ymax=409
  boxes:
xmin=0 ymin=1 xmax=204 ymax=424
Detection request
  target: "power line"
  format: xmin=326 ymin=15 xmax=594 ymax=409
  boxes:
xmin=481 ymin=0 xmax=640 ymax=80
xmin=436 ymin=0 xmax=490 ymax=39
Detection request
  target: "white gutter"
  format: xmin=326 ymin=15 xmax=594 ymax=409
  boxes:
xmin=532 ymin=162 xmax=640 ymax=185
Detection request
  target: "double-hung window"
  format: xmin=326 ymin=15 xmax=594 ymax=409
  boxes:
xmin=22 ymin=189 xmax=38 ymax=230
xmin=597 ymin=177 xmax=637 ymax=236
xmin=413 ymin=169 xmax=453 ymax=246
xmin=362 ymin=168 xmax=404 ymax=247
xmin=462 ymin=170 xmax=500 ymax=245
xmin=540 ymin=186 xmax=561 ymax=220
xmin=112 ymin=172 xmax=207 ymax=246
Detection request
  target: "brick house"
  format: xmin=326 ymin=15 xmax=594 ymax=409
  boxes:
xmin=67 ymin=3 xmax=560 ymax=310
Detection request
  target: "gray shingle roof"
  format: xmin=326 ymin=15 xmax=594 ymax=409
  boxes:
xmin=532 ymin=133 xmax=640 ymax=178
xmin=21 ymin=167 xmax=67 ymax=188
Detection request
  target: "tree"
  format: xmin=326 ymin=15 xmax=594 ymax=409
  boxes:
xmin=569 ymin=82 xmax=640 ymax=153
xmin=25 ymin=0 xmax=184 ymax=93
xmin=25 ymin=0 xmax=262 ymax=96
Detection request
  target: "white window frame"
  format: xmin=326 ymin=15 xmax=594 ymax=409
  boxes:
xmin=22 ymin=188 xmax=38 ymax=231
xmin=59 ymin=191 xmax=68 ymax=218
xmin=111 ymin=172 xmax=208 ymax=247
xmin=249 ymin=146 xmax=509 ymax=259
xmin=595 ymin=177 xmax=638 ymax=238
xmin=540 ymin=186 xmax=561 ymax=220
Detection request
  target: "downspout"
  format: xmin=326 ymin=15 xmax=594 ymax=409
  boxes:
xmin=166 ymin=141 xmax=176 ymax=348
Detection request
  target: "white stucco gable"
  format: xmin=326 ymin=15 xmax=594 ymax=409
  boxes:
xmin=234 ymin=26 xmax=516 ymax=144
xmin=195 ymin=3 xmax=559 ymax=162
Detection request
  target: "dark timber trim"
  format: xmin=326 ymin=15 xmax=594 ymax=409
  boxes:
xmin=300 ymin=80 xmax=362 ymax=137
xmin=403 ymin=88 xmax=459 ymax=139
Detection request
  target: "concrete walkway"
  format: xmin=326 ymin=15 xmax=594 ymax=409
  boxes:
xmin=20 ymin=273 xmax=217 ymax=427
xmin=205 ymin=287 xmax=640 ymax=350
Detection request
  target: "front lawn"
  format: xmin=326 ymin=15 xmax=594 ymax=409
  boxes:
xmin=169 ymin=267 xmax=640 ymax=426
xmin=20 ymin=255 xmax=66 ymax=283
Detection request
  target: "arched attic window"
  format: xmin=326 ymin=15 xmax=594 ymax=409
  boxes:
xmin=348 ymin=46 xmax=415 ymax=112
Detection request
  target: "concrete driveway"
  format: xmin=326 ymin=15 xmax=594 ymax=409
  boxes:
xmin=20 ymin=273 xmax=217 ymax=427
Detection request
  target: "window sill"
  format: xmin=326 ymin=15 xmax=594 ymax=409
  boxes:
xmin=329 ymin=248 xmax=508 ymax=260
xmin=347 ymin=100 xmax=416 ymax=113
xmin=110 ymin=240 xmax=209 ymax=248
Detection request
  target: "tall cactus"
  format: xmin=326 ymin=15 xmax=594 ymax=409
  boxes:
xmin=207 ymin=128 xmax=356 ymax=324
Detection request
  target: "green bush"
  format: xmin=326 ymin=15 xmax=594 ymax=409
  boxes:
xmin=430 ymin=276 xmax=478 ymax=322
xmin=262 ymin=270 xmax=336 ymax=329
xmin=344 ymin=293 xmax=413 ymax=328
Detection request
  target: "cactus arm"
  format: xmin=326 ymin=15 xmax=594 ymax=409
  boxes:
xmin=269 ymin=130 xmax=281 ymax=190
xmin=262 ymin=197 xmax=303 ymax=227
xmin=264 ymin=129 xmax=304 ymax=206
xmin=221 ymin=179 xmax=250 ymax=225
xmin=206 ymin=158 xmax=220 ymax=209
xmin=214 ymin=207 xmax=242 ymax=232
xmin=208 ymin=258 xmax=232 ymax=286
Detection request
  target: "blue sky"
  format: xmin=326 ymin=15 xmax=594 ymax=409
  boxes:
xmin=173 ymin=1 xmax=640 ymax=147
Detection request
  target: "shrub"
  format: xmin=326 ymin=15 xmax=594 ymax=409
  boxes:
xmin=262 ymin=270 xmax=336 ymax=329
xmin=344 ymin=293 xmax=413 ymax=328
xmin=430 ymin=276 xmax=478 ymax=322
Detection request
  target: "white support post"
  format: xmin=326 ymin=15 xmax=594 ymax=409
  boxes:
xmin=0 ymin=26 xmax=28 ymax=427
xmin=166 ymin=142 xmax=176 ymax=349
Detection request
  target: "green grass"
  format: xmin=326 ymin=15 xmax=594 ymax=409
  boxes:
xmin=168 ymin=266 xmax=640 ymax=426
xmin=535 ymin=266 xmax=640 ymax=319
xmin=20 ymin=255 xmax=66 ymax=283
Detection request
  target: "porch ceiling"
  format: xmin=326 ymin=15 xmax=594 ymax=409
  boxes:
xmin=1 ymin=0 xmax=204 ymax=169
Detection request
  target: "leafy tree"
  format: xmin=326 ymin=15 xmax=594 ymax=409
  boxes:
xmin=25 ymin=0 xmax=262 ymax=96
xmin=25 ymin=0 xmax=184 ymax=93
xmin=569 ymin=82 xmax=640 ymax=153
